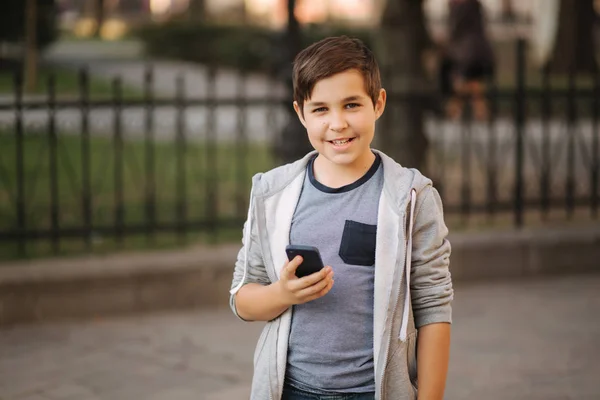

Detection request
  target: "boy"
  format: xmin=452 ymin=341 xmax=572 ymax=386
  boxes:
xmin=230 ymin=36 xmax=453 ymax=400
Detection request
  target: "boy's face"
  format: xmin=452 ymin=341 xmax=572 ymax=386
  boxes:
xmin=293 ymin=69 xmax=386 ymax=170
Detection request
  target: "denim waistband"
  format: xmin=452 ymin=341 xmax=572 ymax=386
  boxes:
xmin=283 ymin=379 xmax=375 ymax=400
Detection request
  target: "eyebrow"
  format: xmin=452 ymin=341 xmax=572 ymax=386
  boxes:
xmin=306 ymin=95 xmax=366 ymax=107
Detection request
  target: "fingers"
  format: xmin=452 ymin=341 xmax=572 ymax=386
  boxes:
xmin=296 ymin=271 xmax=334 ymax=300
xmin=299 ymin=265 xmax=331 ymax=285
xmin=287 ymin=265 xmax=332 ymax=292
xmin=279 ymin=258 xmax=335 ymax=304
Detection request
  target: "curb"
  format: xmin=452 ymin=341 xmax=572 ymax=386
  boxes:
xmin=1 ymin=226 xmax=599 ymax=326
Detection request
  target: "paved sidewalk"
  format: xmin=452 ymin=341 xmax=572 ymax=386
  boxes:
xmin=1 ymin=274 xmax=599 ymax=400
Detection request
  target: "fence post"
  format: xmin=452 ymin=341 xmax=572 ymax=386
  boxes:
xmin=236 ymin=68 xmax=248 ymax=222
xmin=13 ymin=72 xmax=26 ymax=256
xmin=486 ymin=74 xmax=498 ymax=220
xmin=144 ymin=66 xmax=156 ymax=243
xmin=514 ymin=38 xmax=526 ymax=228
xmin=113 ymin=77 xmax=124 ymax=247
xmin=80 ymin=68 xmax=93 ymax=250
xmin=205 ymin=65 xmax=218 ymax=242
xmin=566 ymin=65 xmax=576 ymax=219
xmin=175 ymin=73 xmax=187 ymax=243
xmin=48 ymin=74 xmax=59 ymax=254
xmin=593 ymin=63 xmax=599 ymax=217
xmin=540 ymin=64 xmax=551 ymax=219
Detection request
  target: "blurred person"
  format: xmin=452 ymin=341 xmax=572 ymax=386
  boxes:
xmin=229 ymin=36 xmax=453 ymax=400
xmin=445 ymin=0 xmax=495 ymax=121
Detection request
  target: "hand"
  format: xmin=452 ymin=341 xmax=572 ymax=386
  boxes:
xmin=276 ymin=256 xmax=334 ymax=306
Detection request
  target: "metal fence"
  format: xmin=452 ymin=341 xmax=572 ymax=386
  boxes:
xmin=0 ymin=39 xmax=598 ymax=259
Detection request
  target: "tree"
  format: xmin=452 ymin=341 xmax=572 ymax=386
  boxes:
xmin=501 ymin=0 xmax=516 ymax=22
xmin=547 ymin=0 xmax=597 ymax=74
xmin=188 ymin=0 xmax=206 ymax=21
xmin=91 ymin=0 xmax=105 ymax=38
xmin=0 ymin=0 xmax=58 ymax=51
xmin=376 ymin=0 xmax=433 ymax=170
xmin=25 ymin=0 xmax=38 ymax=92
xmin=0 ymin=0 xmax=57 ymax=92
xmin=276 ymin=0 xmax=313 ymax=164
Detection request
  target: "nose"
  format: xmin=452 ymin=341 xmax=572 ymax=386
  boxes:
xmin=328 ymin=111 xmax=348 ymax=132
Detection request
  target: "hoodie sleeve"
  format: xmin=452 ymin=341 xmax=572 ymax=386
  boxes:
xmin=410 ymin=185 xmax=454 ymax=328
xmin=229 ymin=189 xmax=272 ymax=321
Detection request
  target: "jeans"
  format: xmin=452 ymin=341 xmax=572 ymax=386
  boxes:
xmin=282 ymin=384 xmax=376 ymax=400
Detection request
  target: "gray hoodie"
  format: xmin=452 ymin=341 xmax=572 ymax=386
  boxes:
xmin=229 ymin=150 xmax=453 ymax=400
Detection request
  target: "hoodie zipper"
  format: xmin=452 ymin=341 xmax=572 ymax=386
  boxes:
xmin=229 ymin=185 xmax=274 ymax=400
xmin=377 ymin=235 xmax=406 ymax=400
xmin=377 ymin=189 xmax=416 ymax=400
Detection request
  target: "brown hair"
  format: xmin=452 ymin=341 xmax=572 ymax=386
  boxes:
xmin=292 ymin=36 xmax=381 ymax=113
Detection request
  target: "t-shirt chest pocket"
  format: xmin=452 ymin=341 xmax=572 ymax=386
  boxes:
xmin=339 ymin=220 xmax=377 ymax=266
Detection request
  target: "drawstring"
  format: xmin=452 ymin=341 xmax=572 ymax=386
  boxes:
xmin=230 ymin=187 xmax=254 ymax=295
xmin=399 ymin=189 xmax=417 ymax=342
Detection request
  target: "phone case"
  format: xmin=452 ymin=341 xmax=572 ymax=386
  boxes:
xmin=285 ymin=245 xmax=325 ymax=278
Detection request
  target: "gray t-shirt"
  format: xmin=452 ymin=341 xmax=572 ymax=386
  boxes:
xmin=286 ymin=153 xmax=383 ymax=394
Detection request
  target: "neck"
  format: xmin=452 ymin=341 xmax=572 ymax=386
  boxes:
xmin=313 ymin=151 xmax=376 ymax=189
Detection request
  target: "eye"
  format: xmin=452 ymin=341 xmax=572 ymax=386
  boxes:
xmin=312 ymin=107 xmax=327 ymax=113
xmin=345 ymin=103 xmax=361 ymax=109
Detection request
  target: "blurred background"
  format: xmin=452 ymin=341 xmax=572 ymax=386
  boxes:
xmin=0 ymin=1 xmax=599 ymax=399
xmin=0 ymin=0 xmax=599 ymax=259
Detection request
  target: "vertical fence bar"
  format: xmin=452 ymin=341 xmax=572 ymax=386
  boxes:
xmin=47 ymin=74 xmax=60 ymax=254
xmin=435 ymin=119 xmax=447 ymax=203
xmin=13 ymin=72 xmax=26 ymax=256
xmin=113 ymin=77 xmax=124 ymax=246
xmin=236 ymin=68 xmax=248 ymax=221
xmin=565 ymin=66 xmax=576 ymax=219
xmin=514 ymin=38 xmax=526 ymax=228
xmin=175 ymin=73 xmax=187 ymax=242
xmin=205 ymin=66 xmax=218 ymax=242
xmin=144 ymin=66 xmax=156 ymax=243
xmin=486 ymin=74 xmax=498 ymax=219
xmin=79 ymin=68 xmax=93 ymax=250
xmin=436 ymin=79 xmax=447 ymax=203
xmin=540 ymin=64 xmax=551 ymax=219
xmin=460 ymin=113 xmax=471 ymax=225
xmin=592 ymin=64 xmax=599 ymax=217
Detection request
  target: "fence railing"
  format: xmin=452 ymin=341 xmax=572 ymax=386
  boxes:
xmin=426 ymin=40 xmax=599 ymax=229
xmin=0 ymin=39 xmax=598 ymax=259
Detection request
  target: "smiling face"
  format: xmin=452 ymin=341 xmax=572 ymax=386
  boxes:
xmin=294 ymin=69 xmax=386 ymax=173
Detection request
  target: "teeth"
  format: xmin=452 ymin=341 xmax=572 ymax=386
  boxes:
xmin=332 ymin=139 xmax=350 ymax=145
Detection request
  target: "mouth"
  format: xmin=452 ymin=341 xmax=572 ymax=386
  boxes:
xmin=328 ymin=137 xmax=356 ymax=146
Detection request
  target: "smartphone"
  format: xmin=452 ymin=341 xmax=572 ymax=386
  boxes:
xmin=285 ymin=244 xmax=325 ymax=278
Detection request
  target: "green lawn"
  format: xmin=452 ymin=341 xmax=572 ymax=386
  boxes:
xmin=0 ymin=66 xmax=142 ymax=99
xmin=0 ymin=130 xmax=274 ymax=260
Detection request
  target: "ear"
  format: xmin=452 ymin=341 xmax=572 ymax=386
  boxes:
xmin=293 ymin=101 xmax=307 ymax=128
xmin=374 ymin=88 xmax=387 ymax=120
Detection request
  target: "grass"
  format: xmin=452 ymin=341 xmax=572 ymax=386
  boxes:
xmin=1 ymin=113 xmax=598 ymax=261
xmin=0 ymin=65 xmax=143 ymax=100
xmin=0 ymin=130 xmax=275 ymax=260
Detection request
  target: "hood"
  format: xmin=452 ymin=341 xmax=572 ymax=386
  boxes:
xmin=251 ymin=149 xmax=432 ymax=214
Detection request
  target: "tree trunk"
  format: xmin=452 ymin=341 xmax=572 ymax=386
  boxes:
xmin=91 ymin=0 xmax=104 ymax=38
xmin=189 ymin=0 xmax=206 ymax=21
xmin=501 ymin=0 xmax=516 ymax=22
xmin=548 ymin=0 xmax=597 ymax=74
xmin=24 ymin=0 xmax=38 ymax=93
xmin=376 ymin=0 xmax=431 ymax=171
xmin=277 ymin=0 xmax=312 ymax=164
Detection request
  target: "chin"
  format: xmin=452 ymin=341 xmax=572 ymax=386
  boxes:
xmin=322 ymin=152 xmax=358 ymax=166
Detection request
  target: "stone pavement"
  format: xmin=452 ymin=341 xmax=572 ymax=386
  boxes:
xmin=1 ymin=273 xmax=599 ymax=400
